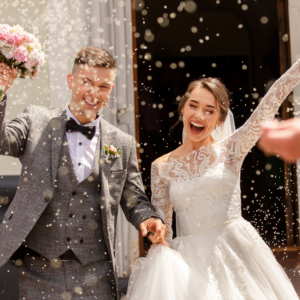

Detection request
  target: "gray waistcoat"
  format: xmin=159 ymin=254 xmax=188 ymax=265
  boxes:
xmin=24 ymin=133 xmax=109 ymax=265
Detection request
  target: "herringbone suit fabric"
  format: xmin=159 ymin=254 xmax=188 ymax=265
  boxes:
xmin=18 ymin=255 xmax=115 ymax=299
xmin=24 ymin=132 xmax=109 ymax=265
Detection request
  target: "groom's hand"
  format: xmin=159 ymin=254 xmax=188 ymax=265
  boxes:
xmin=0 ymin=62 xmax=17 ymax=94
xmin=140 ymin=218 xmax=166 ymax=244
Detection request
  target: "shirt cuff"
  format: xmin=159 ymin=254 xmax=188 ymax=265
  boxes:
xmin=0 ymin=94 xmax=7 ymax=105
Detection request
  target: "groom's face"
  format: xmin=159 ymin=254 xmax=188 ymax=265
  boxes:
xmin=67 ymin=65 xmax=115 ymax=124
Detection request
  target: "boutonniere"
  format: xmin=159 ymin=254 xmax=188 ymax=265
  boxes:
xmin=104 ymin=143 xmax=122 ymax=161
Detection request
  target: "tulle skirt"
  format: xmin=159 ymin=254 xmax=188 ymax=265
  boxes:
xmin=125 ymin=243 xmax=214 ymax=299
xmin=126 ymin=219 xmax=299 ymax=299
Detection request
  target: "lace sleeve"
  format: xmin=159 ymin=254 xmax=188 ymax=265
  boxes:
xmin=151 ymin=162 xmax=173 ymax=246
xmin=228 ymin=58 xmax=300 ymax=165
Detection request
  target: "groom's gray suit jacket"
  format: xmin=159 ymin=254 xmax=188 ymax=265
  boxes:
xmin=0 ymin=102 xmax=160 ymax=293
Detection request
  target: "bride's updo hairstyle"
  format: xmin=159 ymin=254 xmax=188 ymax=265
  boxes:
xmin=172 ymin=78 xmax=230 ymax=130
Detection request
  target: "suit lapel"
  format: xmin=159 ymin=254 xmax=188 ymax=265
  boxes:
xmin=99 ymin=118 xmax=117 ymax=260
xmin=99 ymin=120 xmax=117 ymax=171
xmin=51 ymin=107 xmax=67 ymax=186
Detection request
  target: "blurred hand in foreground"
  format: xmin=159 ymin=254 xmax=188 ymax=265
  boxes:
xmin=259 ymin=119 xmax=300 ymax=163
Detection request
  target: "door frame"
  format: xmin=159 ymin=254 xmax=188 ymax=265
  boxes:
xmin=276 ymin=0 xmax=299 ymax=247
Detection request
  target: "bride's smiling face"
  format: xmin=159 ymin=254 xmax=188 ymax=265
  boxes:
xmin=182 ymin=87 xmax=221 ymax=143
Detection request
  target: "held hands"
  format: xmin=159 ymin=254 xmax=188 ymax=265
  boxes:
xmin=140 ymin=217 xmax=168 ymax=246
xmin=0 ymin=62 xmax=17 ymax=94
xmin=151 ymin=238 xmax=170 ymax=248
xmin=259 ymin=119 xmax=300 ymax=163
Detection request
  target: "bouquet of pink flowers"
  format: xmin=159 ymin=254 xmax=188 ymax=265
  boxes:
xmin=0 ymin=24 xmax=45 ymax=97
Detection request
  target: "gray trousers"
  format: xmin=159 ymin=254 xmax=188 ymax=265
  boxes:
xmin=18 ymin=255 xmax=116 ymax=300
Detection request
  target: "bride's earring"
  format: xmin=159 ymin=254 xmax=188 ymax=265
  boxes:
xmin=180 ymin=113 xmax=184 ymax=121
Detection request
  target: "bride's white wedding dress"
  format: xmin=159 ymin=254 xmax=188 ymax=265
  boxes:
xmin=126 ymin=59 xmax=300 ymax=299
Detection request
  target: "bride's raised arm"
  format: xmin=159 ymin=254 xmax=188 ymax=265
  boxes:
xmin=227 ymin=58 xmax=300 ymax=165
xmin=151 ymin=162 xmax=173 ymax=246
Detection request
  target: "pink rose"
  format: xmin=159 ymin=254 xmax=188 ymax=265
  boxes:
xmin=6 ymin=35 xmax=14 ymax=46
xmin=109 ymin=145 xmax=117 ymax=154
xmin=30 ymin=70 xmax=38 ymax=78
xmin=13 ymin=46 xmax=28 ymax=62
xmin=0 ymin=24 xmax=11 ymax=41
xmin=25 ymin=48 xmax=44 ymax=71
xmin=23 ymin=32 xmax=35 ymax=43
xmin=24 ymin=58 xmax=34 ymax=71
xmin=11 ymin=31 xmax=24 ymax=47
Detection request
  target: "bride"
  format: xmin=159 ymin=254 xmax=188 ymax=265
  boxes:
xmin=125 ymin=59 xmax=300 ymax=299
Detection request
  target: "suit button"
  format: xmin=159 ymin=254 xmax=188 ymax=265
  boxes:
xmin=66 ymin=237 xmax=71 ymax=242
xmin=80 ymin=239 xmax=84 ymax=244
xmin=71 ymin=191 xmax=76 ymax=196
xmin=44 ymin=196 xmax=51 ymax=202
xmin=82 ymin=215 xmax=86 ymax=220
xmin=85 ymin=193 xmax=89 ymax=198
xmin=69 ymin=214 xmax=74 ymax=218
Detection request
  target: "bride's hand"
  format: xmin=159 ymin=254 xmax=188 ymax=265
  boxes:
xmin=161 ymin=239 xmax=170 ymax=247
xmin=149 ymin=235 xmax=170 ymax=249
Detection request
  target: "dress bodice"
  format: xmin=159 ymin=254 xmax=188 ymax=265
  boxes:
xmin=151 ymin=59 xmax=300 ymax=246
xmin=168 ymin=161 xmax=241 ymax=237
xmin=152 ymin=142 xmax=243 ymax=241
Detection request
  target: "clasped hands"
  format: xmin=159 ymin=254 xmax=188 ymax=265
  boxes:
xmin=140 ymin=218 xmax=169 ymax=247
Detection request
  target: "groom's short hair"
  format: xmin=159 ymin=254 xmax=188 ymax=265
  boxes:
xmin=72 ymin=46 xmax=116 ymax=74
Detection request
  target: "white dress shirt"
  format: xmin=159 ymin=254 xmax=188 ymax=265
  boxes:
xmin=66 ymin=106 xmax=100 ymax=183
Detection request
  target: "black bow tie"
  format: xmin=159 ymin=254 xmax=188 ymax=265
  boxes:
xmin=66 ymin=118 xmax=96 ymax=140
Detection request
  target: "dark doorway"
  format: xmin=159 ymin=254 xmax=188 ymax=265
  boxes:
xmin=134 ymin=0 xmax=291 ymax=250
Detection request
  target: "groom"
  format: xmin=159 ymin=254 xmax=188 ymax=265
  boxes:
xmin=0 ymin=46 xmax=165 ymax=299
